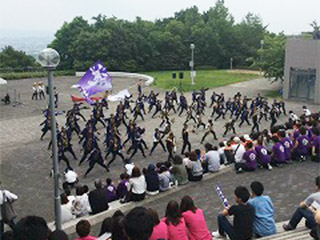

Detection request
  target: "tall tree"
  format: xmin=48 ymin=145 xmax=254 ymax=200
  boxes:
xmin=0 ymin=46 xmax=37 ymax=69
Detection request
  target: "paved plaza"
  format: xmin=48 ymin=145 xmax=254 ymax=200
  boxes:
xmin=0 ymin=75 xmax=319 ymax=229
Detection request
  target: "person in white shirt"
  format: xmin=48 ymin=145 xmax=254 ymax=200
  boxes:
xmin=121 ymin=166 xmax=146 ymax=203
xmin=0 ymin=189 xmax=18 ymax=235
xmin=231 ymin=137 xmax=246 ymax=164
xmin=303 ymin=106 xmax=312 ymax=117
xmin=204 ymin=143 xmax=221 ymax=173
xmin=60 ymin=193 xmax=75 ymax=224
xmin=64 ymin=167 xmax=78 ymax=188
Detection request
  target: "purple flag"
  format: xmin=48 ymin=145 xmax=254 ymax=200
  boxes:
xmin=73 ymin=61 xmax=112 ymax=104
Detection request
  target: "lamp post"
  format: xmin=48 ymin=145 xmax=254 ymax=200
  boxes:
xmin=38 ymin=48 xmax=62 ymax=230
xmin=260 ymin=39 xmax=264 ymax=76
xmin=190 ymin=43 xmax=195 ymax=85
xmin=230 ymin=57 xmax=233 ymax=70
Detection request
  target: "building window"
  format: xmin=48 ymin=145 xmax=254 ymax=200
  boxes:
xmin=289 ymin=68 xmax=316 ymax=101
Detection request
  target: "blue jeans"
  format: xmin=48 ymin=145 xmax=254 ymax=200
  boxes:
xmin=218 ymin=214 xmax=241 ymax=240
xmin=289 ymin=207 xmax=316 ymax=229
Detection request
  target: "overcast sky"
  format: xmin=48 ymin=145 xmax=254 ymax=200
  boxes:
xmin=1 ymin=0 xmax=319 ymax=37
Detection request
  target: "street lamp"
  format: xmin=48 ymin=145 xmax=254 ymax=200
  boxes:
xmin=190 ymin=43 xmax=195 ymax=85
xmin=260 ymin=40 xmax=264 ymax=76
xmin=38 ymin=48 xmax=62 ymax=230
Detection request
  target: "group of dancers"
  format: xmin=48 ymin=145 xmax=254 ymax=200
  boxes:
xmin=40 ymin=83 xmax=313 ymax=177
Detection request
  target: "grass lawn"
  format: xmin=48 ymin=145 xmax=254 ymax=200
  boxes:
xmin=145 ymin=69 xmax=259 ymax=92
xmin=262 ymin=89 xmax=283 ymax=99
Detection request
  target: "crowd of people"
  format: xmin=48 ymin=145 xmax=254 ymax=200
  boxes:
xmin=1 ymin=83 xmax=319 ymax=239
xmin=1 ymin=177 xmax=320 ymax=240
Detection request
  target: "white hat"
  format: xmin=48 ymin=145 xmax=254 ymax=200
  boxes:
xmin=243 ymin=134 xmax=251 ymax=141
xmin=233 ymin=137 xmax=240 ymax=143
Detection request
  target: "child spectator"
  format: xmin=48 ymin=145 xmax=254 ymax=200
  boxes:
xmin=248 ymin=181 xmax=276 ymax=237
xmin=163 ymin=200 xmax=189 ymax=240
xmin=212 ymin=186 xmax=255 ymax=240
xmin=116 ymin=173 xmax=129 ymax=200
xmin=180 ymin=195 xmax=211 ymax=240
xmin=75 ymin=220 xmax=97 ymax=240
xmin=105 ymin=178 xmax=118 ymax=203
xmin=148 ymin=208 xmax=168 ymax=240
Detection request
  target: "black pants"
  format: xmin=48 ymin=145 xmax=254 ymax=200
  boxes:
xmin=239 ymin=117 xmax=251 ymax=127
xmin=134 ymin=112 xmax=144 ymax=121
xmin=251 ymin=121 xmax=260 ymax=133
xmin=106 ymin=151 xmax=125 ymax=167
xmin=58 ymin=153 xmax=72 ymax=169
xmin=223 ymin=126 xmax=236 ymax=137
xmin=150 ymin=140 xmax=166 ymax=155
xmin=201 ymin=130 xmax=217 ymax=143
xmin=181 ymin=140 xmax=191 ymax=154
xmin=84 ymin=160 xmax=109 ymax=177
xmin=235 ymin=162 xmax=255 ymax=172
xmin=129 ymin=144 xmax=146 ymax=160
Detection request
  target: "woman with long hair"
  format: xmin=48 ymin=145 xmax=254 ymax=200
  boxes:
xmin=163 ymin=200 xmax=188 ymax=240
xmin=180 ymin=195 xmax=211 ymax=240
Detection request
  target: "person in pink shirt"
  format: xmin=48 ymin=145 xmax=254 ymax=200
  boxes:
xmin=74 ymin=220 xmax=97 ymax=240
xmin=148 ymin=208 xmax=168 ymax=240
xmin=162 ymin=200 xmax=189 ymax=240
xmin=180 ymin=195 xmax=212 ymax=240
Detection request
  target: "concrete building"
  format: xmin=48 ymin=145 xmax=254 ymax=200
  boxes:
xmin=283 ymin=38 xmax=320 ymax=104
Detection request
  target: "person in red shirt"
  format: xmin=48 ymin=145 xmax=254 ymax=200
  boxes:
xmin=180 ymin=195 xmax=211 ymax=240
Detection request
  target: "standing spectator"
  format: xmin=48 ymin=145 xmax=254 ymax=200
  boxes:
xmin=88 ymin=179 xmax=109 ymax=215
xmin=170 ymin=155 xmax=189 ymax=186
xmin=283 ymin=176 xmax=320 ymax=231
xmin=0 ymin=188 xmax=18 ymax=236
xmin=75 ymin=220 xmax=97 ymax=240
xmin=186 ymin=152 xmax=203 ymax=182
xmin=121 ymin=167 xmax=146 ymax=203
xmin=13 ymin=216 xmax=49 ymax=240
xmin=145 ymin=164 xmax=160 ymax=195
xmin=31 ymin=82 xmax=38 ymax=100
xmin=158 ymin=166 xmax=172 ymax=192
xmin=180 ymin=195 xmax=211 ymax=240
xmin=163 ymin=200 xmax=189 ymax=240
xmin=124 ymin=207 xmax=153 ymax=240
xmin=203 ymin=143 xmax=220 ymax=173
xmin=148 ymin=208 xmax=168 ymax=240
xmin=60 ymin=193 xmax=75 ymax=224
xmin=248 ymin=181 xmax=276 ymax=237
xmin=116 ymin=173 xmax=129 ymax=200
xmin=104 ymin=178 xmax=117 ymax=203
xmin=212 ymin=186 xmax=255 ymax=240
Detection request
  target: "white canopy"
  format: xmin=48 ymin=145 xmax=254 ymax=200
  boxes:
xmin=0 ymin=78 xmax=7 ymax=85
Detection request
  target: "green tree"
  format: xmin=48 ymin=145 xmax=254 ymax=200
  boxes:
xmin=254 ymin=33 xmax=286 ymax=81
xmin=0 ymin=46 xmax=37 ymax=69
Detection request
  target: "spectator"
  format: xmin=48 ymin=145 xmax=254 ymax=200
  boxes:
xmin=145 ymin=163 xmax=160 ymax=195
xmin=98 ymin=217 xmax=112 ymax=240
xmin=170 ymin=155 xmax=189 ymax=186
xmin=231 ymin=137 xmax=246 ymax=167
xmin=49 ymin=230 xmax=69 ymax=240
xmin=88 ymin=179 xmax=109 ymax=215
xmin=124 ymin=159 xmax=135 ymax=176
xmin=13 ymin=216 xmax=49 ymax=240
xmin=186 ymin=152 xmax=203 ymax=182
xmin=75 ymin=220 xmax=97 ymax=240
xmin=2 ymin=231 xmax=13 ymax=240
xmin=111 ymin=216 xmax=127 ymax=240
xmin=158 ymin=166 xmax=172 ymax=192
xmin=64 ymin=188 xmax=76 ymax=204
xmin=292 ymin=127 xmax=310 ymax=161
xmin=105 ymin=178 xmax=118 ymax=203
xmin=73 ymin=186 xmax=91 ymax=217
xmin=218 ymin=142 xmax=226 ymax=165
xmin=64 ymin=167 xmax=78 ymax=188
xmin=311 ymin=128 xmax=320 ymax=162
xmin=278 ymin=130 xmax=292 ymax=162
xmin=248 ymin=181 xmax=276 ymax=237
xmin=121 ymin=167 xmax=146 ymax=203
xmin=255 ymin=137 xmax=272 ymax=170
xmin=310 ymin=208 xmax=320 ymax=240
xmin=235 ymin=141 xmax=257 ymax=173
xmin=203 ymin=143 xmax=220 ymax=173
xmin=124 ymin=207 xmax=153 ymax=240
xmin=163 ymin=200 xmax=189 ymax=240
xmin=148 ymin=208 xmax=168 ymax=240
xmin=212 ymin=186 xmax=255 ymax=240
xmin=0 ymin=188 xmax=18 ymax=236
xmin=116 ymin=173 xmax=129 ymax=200
xmin=270 ymin=136 xmax=286 ymax=166
xmin=60 ymin=193 xmax=75 ymax=224
xmin=283 ymin=176 xmax=320 ymax=231
xmin=180 ymin=195 xmax=211 ymax=240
